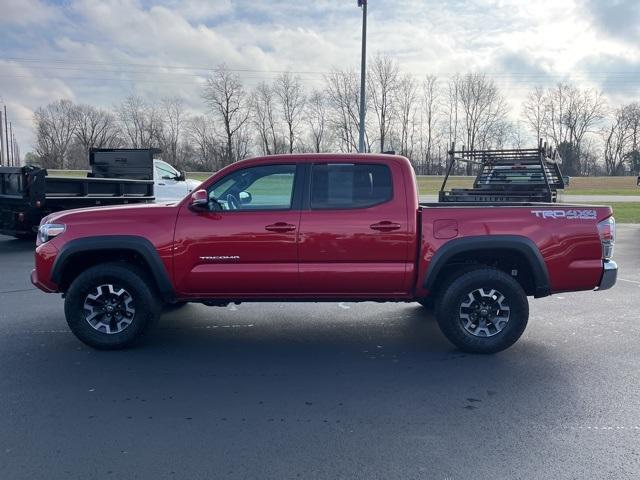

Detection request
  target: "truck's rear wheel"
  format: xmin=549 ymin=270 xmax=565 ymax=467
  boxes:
xmin=435 ymin=268 xmax=528 ymax=354
xmin=163 ymin=301 xmax=188 ymax=311
xmin=64 ymin=263 xmax=160 ymax=350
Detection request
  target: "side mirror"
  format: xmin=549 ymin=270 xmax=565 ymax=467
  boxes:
xmin=238 ymin=191 xmax=252 ymax=205
xmin=189 ymin=189 xmax=209 ymax=211
xmin=177 ymin=170 xmax=186 ymax=182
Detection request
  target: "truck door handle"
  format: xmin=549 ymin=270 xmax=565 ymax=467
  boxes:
xmin=265 ymin=222 xmax=296 ymax=233
xmin=370 ymin=221 xmax=401 ymax=232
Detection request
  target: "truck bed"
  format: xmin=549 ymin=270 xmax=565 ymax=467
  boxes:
xmin=417 ymin=202 xmax=611 ymax=296
xmin=421 ymin=201 xmax=559 ymax=208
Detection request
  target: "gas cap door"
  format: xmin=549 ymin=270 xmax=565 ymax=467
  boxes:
xmin=433 ymin=219 xmax=459 ymax=239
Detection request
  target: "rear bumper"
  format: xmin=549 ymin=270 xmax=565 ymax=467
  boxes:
xmin=597 ymin=260 xmax=617 ymax=291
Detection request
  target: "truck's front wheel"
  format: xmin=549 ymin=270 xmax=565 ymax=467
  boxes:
xmin=436 ymin=268 xmax=528 ymax=354
xmin=64 ymin=263 xmax=160 ymax=350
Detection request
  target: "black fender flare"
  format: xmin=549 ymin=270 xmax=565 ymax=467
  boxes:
xmin=51 ymin=235 xmax=175 ymax=301
xmin=423 ymin=235 xmax=550 ymax=298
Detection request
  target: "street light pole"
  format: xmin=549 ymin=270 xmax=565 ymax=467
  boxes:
xmin=3 ymin=106 xmax=9 ymax=166
xmin=358 ymin=0 xmax=367 ymax=153
xmin=0 ymin=110 xmax=4 ymax=167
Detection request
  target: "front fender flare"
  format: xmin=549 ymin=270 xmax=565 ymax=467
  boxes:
xmin=51 ymin=235 xmax=175 ymax=301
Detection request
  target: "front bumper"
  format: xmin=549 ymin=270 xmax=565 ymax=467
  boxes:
xmin=31 ymin=240 xmax=60 ymax=293
xmin=31 ymin=269 xmax=57 ymax=293
xmin=597 ymin=260 xmax=617 ymax=291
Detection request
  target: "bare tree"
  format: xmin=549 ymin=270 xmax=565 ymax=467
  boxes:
xmin=306 ymin=90 xmax=330 ymax=153
xmin=31 ymin=62 xmax=639 ymax=178
xmin=482 ymin=119 xmax=514 ymax=149
xmin=445 ymin=78 xmax=460 ymax=150
xmin=74 ymin=104 xmax=120 ymax=154
xmin=33 ymin=99 xmax=77 ymax=169
xmin=509 ymin=122 xmax=527 ymax=149
xmin=274 ymin=72 xmax=305 ymax=154
xmin=325 ymin=69 xmax=362 ymax=153
xmin=203 ymin=65 xmax=251 ymax=165
xmin=544 ymin=83 xmax=605 ymax=175
xmin=159 ymin=97 xmax=185 ymax=167
xmin=395 ymin=74 xmax=418 ymax=158
xmin=421 ymin=75 xmax=440 ymax=172
xmin=602 ymin=103 xmax=640 ymax=175
xmin=451 ymin=73 xmax=509 ymax=173
xmin=116 ymin=96 xmax=162 ymax=149
xmin=187 ymin=115 xmax=221 ymax=171
xmin=252 ymin=82 xmax=283 ymax=155
xmin=456 ymin=73 xmax=509 ymax=150
xmin=62 ymin=103 xmax=121 ymax=168
xmin=522 ymin=86 xmax=548 ymax=142
xmin=368 ymin=54 xmax=399 ymax=152
xmin=625 ymin=103 xmax=640 ymax=174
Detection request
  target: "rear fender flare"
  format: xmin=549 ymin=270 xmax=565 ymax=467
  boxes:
xmin=423 ymin=235 xmax=550 ymax=298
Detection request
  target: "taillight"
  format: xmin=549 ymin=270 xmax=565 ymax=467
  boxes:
xmin=597 ymin=216 xmax=615 ymax=260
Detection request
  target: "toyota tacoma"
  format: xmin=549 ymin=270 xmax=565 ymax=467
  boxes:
xmin=31 ymin=154 xmax=617 ymax=353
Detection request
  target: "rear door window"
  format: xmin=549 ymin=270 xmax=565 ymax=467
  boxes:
xmin=310 ymin=163 xmax=392 ymax=209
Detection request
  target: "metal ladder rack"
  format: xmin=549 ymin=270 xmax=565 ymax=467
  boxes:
xmin=438 ymin=140 xmax=565 ymax=203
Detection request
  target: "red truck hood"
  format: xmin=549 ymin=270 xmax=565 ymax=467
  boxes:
xmin=42 ymin=202 xmax=178 ymax=225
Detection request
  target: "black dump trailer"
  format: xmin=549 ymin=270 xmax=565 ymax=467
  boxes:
xmin=0 ymin=151 xmax=156 ymax=238
xmin=438 ymin=142 xmax=565 ymax=203
xmin=89 ymin=148 xmax=159 ymax=180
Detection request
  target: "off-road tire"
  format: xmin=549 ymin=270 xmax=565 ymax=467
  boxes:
xmin=435 ymin=268 xmax=528 ymax=354
xmin=64 ymin=262 xmax=160 ymax=350
xmin=416 ymin=297 xmax=435 ymax=310
xmin=163 ymin=301 xmax=188 ymax=311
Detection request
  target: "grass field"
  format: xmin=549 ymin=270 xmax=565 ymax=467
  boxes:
xmin=573 ymin=202 xmax=640 ymax=224
xmin=611 ymin=203 xmax=640 ymax=223
xmin=48 ymin=169 xmax=640 ymax=195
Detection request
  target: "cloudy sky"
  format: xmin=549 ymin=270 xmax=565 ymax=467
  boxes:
xmin=1 ymin=0 xmax=639 ymax=151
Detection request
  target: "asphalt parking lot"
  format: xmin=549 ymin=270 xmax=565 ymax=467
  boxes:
xmin=1 ymin=227 xmax=639 ymax=480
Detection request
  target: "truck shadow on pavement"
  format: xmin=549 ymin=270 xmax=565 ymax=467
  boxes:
xmin=114 ymin=302 xmax=575 ymax=419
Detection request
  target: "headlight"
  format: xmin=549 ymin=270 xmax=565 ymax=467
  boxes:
xmin=38 ymin=223 xmax=66 ymax=243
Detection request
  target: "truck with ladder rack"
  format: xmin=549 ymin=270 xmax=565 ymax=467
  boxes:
xmin=438 ymin=143 xmax=566 ymax=203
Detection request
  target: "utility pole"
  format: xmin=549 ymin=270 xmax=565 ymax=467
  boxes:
xmin=12 ymin=133 xmax=18 ymax=167
xmin=9 ymin=122 xmax=14 ymax=166
xmin=3 ymin=105 xmax=9 ymax=166
xmin=357 ymin=0 xmax=367 ymax=153
xmin=0 ymin=109 xmax=4 ymax=166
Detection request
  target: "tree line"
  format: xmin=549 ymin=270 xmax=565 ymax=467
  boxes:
xmin=29 ymin=55 xmax=640 ymax=176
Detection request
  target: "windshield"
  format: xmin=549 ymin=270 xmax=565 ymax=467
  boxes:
xmin=155 ymin=160 xmax=179 ymax=180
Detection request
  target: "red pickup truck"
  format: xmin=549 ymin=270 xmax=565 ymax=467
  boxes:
xmin=31 ymin=154 xmax=617 ymax=353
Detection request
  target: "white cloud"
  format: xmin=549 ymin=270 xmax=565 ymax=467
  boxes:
xmin=0 ymin=0 xmax=60 ymax=26
xmin=0 ymin=0 xmax=638 ymax=152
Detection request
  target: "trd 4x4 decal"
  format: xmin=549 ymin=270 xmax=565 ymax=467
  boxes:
xmin=531 ymin=209 xmax=597 ymax=220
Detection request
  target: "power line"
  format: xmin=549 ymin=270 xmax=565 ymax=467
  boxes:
xmin=2 ymin=56 xmax=640 ymax=79
xmin=0 ymin=57 xmax=328 ymax=76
